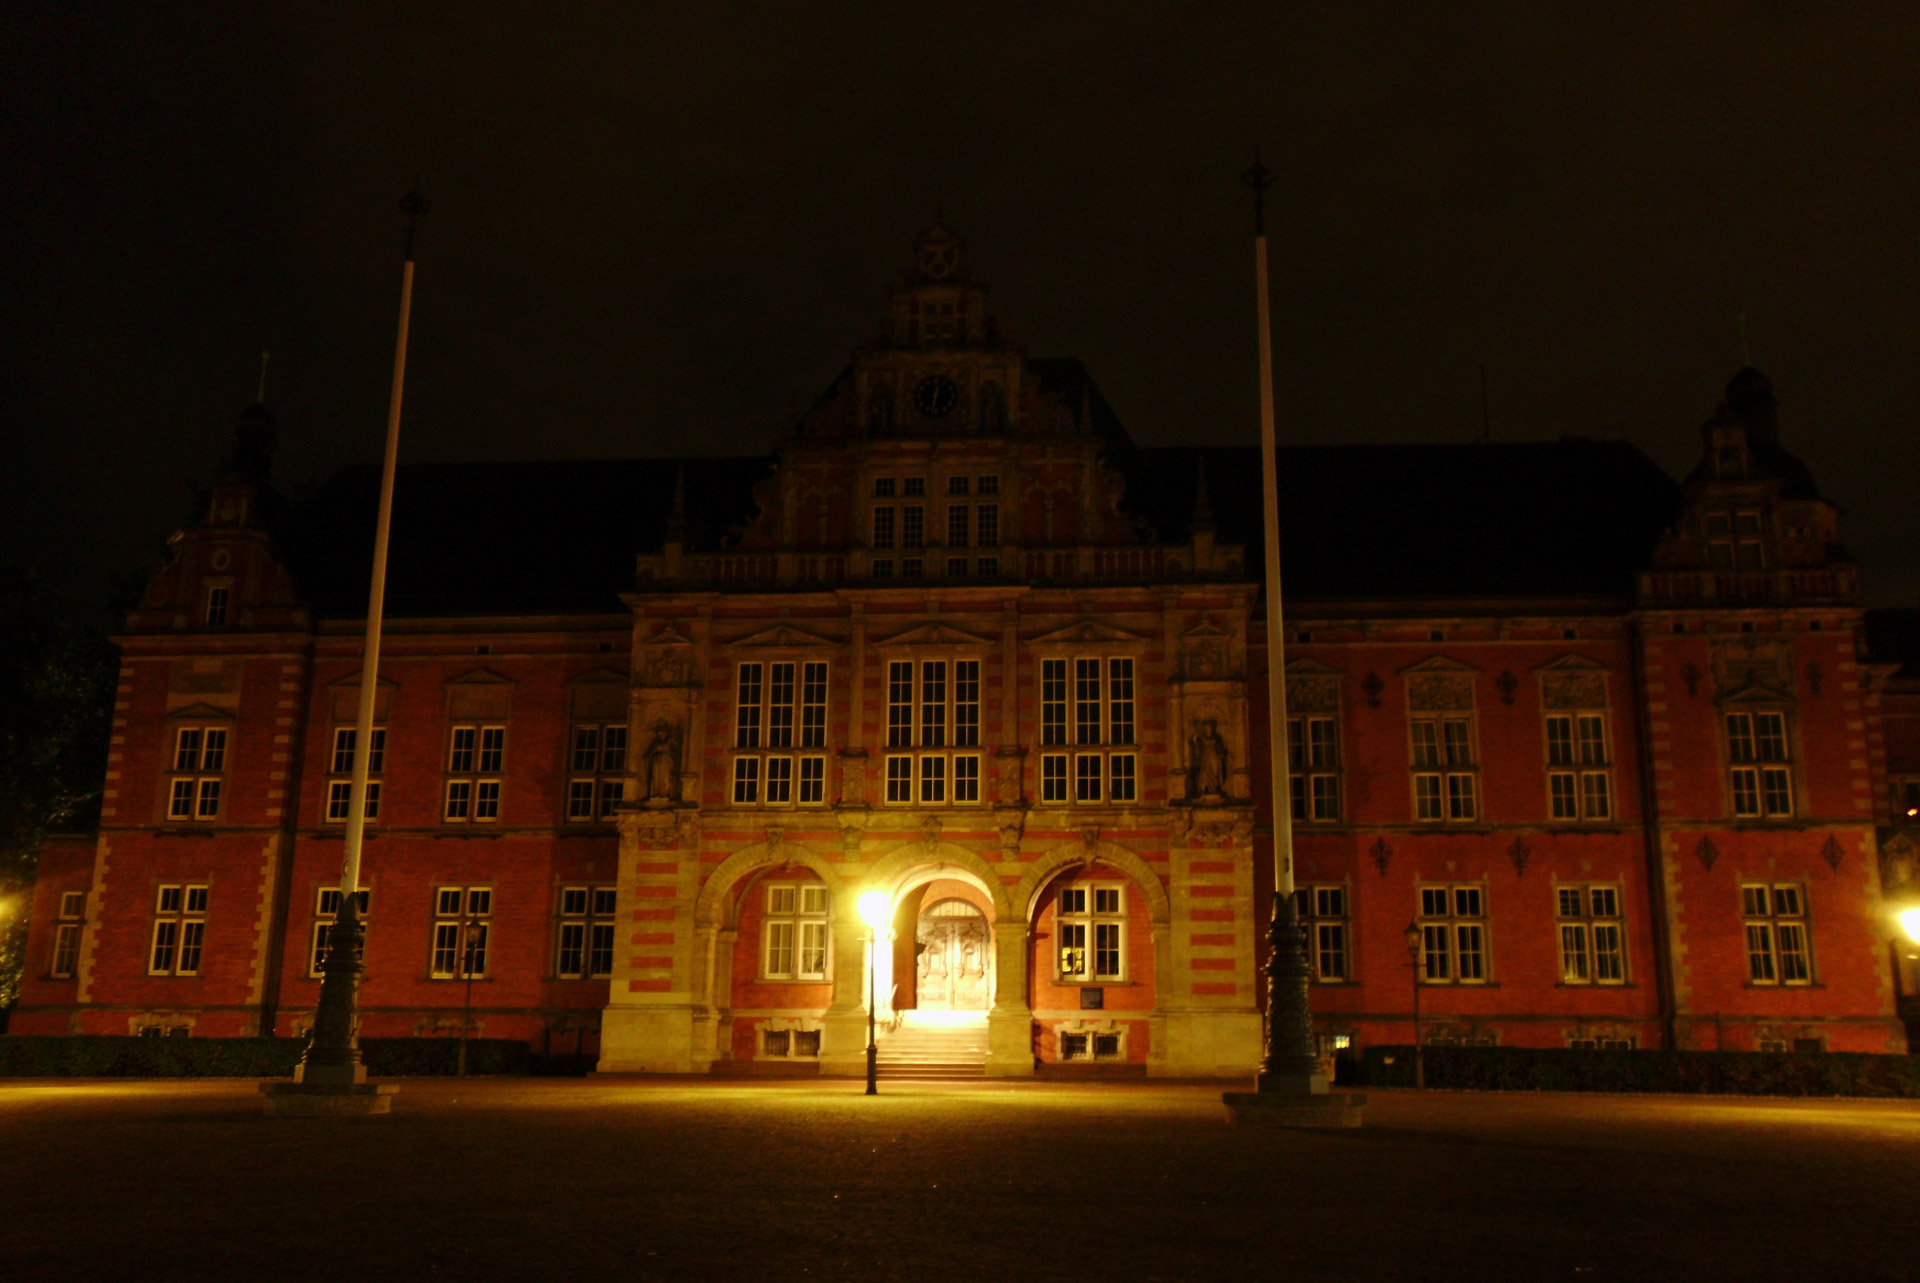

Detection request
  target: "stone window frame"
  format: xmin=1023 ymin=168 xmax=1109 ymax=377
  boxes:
xmin=554 ymin=885 xmax=618 ymax=980
xmin=731 ymin=658 xmax=833 ymax=809
xmin=879 ymin=652 xmax=987 ymax=808
xmin=565 ymin=722 xmax=629 ymax=823
xmin=308 ymin=887 xmax=370 ymax=978
xmin=761 ymin=882 xmax=831 ymax=982
xmin=50 ymin=890 xmax=85 ymax=978
xmin=1724 ymin=705 xmax=1795 ymax=820
xmin=149 ymin=883 xmax=209 ymax=977
xmin=1554 ymin=882 xmax=1627 ymax=986
xmin=324 ymin=724 xmax=385 ymax=824
xmin=1741 ymin=882 xmax=1813 ymax=986
xmin=1036 ymin=653 xmax=1142 ymax=808
xmin=202 ymin=580 xmax=232 ymax=628
xmin=1054 ymin=879 xmax=1128 ymax=984
xmin=430 ymin=886 xmax=493 ymax=980
xmin=443 ymin=724 xmax=506 ymax=823
xmin=164 ymin=716 xmax=233 ymax=824
xmin=1415 ymin=882 xmax=1490 ymax=985
xmin=1403 ymin=665 xmax=1479 ymax=824
xmin=1296 ymin=882 xmax=1351 ymax=982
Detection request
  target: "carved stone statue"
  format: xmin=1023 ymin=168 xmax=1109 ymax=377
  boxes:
xmin=1190 ymin=718 xmax=1229 ymax=800
xmin=641 ymin=718 xmax=682 ymax=804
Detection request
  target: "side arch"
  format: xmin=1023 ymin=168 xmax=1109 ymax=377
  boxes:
xmin=1012 ymin=838 xmax=1171 ymax=926
xmin=861 ymin=841 xmax=1013 ymax=919
xmin=693 ymin=839 xmax=848 ymax=928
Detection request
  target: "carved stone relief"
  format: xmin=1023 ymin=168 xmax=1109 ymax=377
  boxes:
xmin=1542 ymin=671 xmax=1607 ymax=710
xmin=1407 ymin=674 xmax=1474 ymax=712
xmin=1286 ymin=676 xmax=1340 ymax=714
xmin=1710 ymin=638 xmax=1794 ymax=704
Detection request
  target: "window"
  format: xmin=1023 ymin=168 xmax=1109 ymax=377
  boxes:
xmin=882 ymin=657 xmax=982 ymax=806
xmin=431 ymin=887 xmax=492 ymax=979
xmin=1726 ymin=711 xmax=1792 ymax=818
xmin=732 ymin=660 xmax=829 ymax=807
xmin=149 ymin=884 xmax=209 ymax=976
xmin=1042 ymin=656 xmax=1138 ymax=805
xmin=874 ymin=477 xmax=896 ymax=498
xmin=1297 ymin=885 xmax=1349 ymax=981
xmin=948 ymin=504 xmax=969 ymax=549
xmin=1706 ymin=510 xmax=1765 ymax=571
xmin=977 ymin=475 xmax=998 ymax=496
xmin=1742 ymin=883 xmax=1811 ymax=985
xmin=167 ymin=725 xmax=228 ymax=822
xmin=444 ymin=725 xmax=505 ymax=822
xmin=325 ymin=726 xmax=385 ymax=823
xmin=1556 ymin=885 xmax=1625 ymax=984
xmin=308 ymin=887 xmax=370 ymax=977
xmin=902 ymin=504 xmax=924 ymax=550
xmin=51 ymin=891 xmax=84 ymax=978
xmin=762 ymin=883 xmax=829 ymax=980
xmin=1892 ymin=777 xmax=1920 ymax=822
xmin=556 ymin=886 xmax=618 ymax=979
xmin=1546 ymin=712 xmax=1611 ymax=821
xmin=566 ymin=723 xmax=628 ymax=822
xmin=977 ymin=502 xmax=998 ymax=548
xmin=1567 ymin=1035 xmax=1638 ymax=1051
xmin=1411 ymin=716 xmax=1476 ymax=821
xmin=1288 ymin=716 xmax=1342 ymax=822
xmin=1056 ymin=882 xmax=1126 ymax=982
xmin=1416 ymin=884 xmax=1487 ymax=984
xmin=872 ymin=505 xmax=896 ymax=550
xmin=204 ymin=584 xmax=230 ymax=627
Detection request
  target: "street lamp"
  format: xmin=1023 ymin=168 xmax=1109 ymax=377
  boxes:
xmin=1898 ymin=908 xmax=1920 ymax=955
xmin=857 ymin=891 xmax=889 ymax=1096
xmin=1403 ymin=921 xmax=1424 ymax=1090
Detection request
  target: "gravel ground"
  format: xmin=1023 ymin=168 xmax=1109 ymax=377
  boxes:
xmin=3 ymin=1077 xmax=1917 ymax=1281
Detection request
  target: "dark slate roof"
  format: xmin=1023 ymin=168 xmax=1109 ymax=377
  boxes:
xmin=1865 ymin=608 xmax=1920 ymax=681
xmin=1118 ymin=440 xmax=1682 ymax=602
xmin=278 ymin=457 xmax=771 ymax=616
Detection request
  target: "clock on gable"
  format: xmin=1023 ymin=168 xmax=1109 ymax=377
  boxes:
xmin=912 ymin=375 xmax=959 ymax=420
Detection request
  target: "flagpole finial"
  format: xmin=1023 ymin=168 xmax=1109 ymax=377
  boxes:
xmin=1240 ymin=153 xmax=1276 ymax=235
xmin=400 ymin=189 xmax=430 ymax=259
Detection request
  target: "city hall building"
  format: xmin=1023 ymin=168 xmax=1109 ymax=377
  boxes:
xmin=18 ymin=229 xmax=1920 ymax=1075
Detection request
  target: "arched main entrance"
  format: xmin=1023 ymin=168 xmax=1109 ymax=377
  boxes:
xmin=914 ymin=897 xmax=993 ymax=1011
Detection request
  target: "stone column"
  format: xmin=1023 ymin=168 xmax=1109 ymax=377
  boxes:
xmin=985 ymin=918 xmax=1035 ymax=1077
xmin=817 ymin=896 xmax=874 ymax=1076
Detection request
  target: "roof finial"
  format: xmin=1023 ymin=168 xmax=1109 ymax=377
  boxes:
xmin=256 ymin=349 xmax=271 ymax=403
xmin=1192 ymin=455 xmax=1215 ymax=530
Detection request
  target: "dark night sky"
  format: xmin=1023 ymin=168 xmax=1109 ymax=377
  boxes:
xmin=5 ymin=4 xmax=1917 ymax=610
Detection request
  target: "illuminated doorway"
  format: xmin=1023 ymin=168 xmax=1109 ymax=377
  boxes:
xmin=915 ymin=898 xmax=992 ymax=1011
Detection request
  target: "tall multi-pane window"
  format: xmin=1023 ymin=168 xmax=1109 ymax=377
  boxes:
xmin=1288 ymin=716 xmax=1342 ymax=822
xmin=1416 ymin=884 xmax=1487 ymax=983
xmin=309 ymin=887 xmax=370 ymax=976
xmin=566 ymin=723 xmax=628 ymax=821
xmin=1726 ymin=711 xmax=1792 ymax=818
xmin=1040 ymin=656 xmax=1138 ymax=805
xmin=204 ymin=584 xmax=230 ymax=627
xmin=1547 ymin=713 xmax=1611 ymax=820
xmin=325 ymin=726 xmax=385 ymax=823
xmin=51 ymin=890 xmax=85 ymax=978
xmin=1056 ymin=882 xmax=1126 ymax=982
xmin=1705 ymin=510 xmax=1765 ymax=571
xmin=882 ymin=657 xmax=982 ymax=805
xmin=733 ymin=660 xmax=830 ymax=806
xmin=149 ymin=884 xmax=209 ymax=976
xmin=444 ymin=724 xmax=505 ymax=822
xmin=555 ymin=887 xmax=618 ymax=979
xmin=762 ymin=883 xmax=830 ymax=980
xmin=431 ymin=887 xmax=492 ymax=979
xmin=1411 ymin=716 xmax=1476 ymax=821
xmin=1556 ymin=884 xmax=1625 ymax=984
xmin=167 ymin=725 xmax=228 ymax=822
xmin=1297 ymin=885 xmax=1349 ymax=981
xmin=1742 ymin=883 xmax=1812 ymax=985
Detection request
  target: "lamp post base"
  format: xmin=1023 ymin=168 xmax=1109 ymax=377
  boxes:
xmin=260 ymin=1081 xmax=398 ymax=1117
xmin=1221 ymin=1090 xmax=1366 ymax=1128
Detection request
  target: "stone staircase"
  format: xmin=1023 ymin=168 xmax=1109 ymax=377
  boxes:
xmin=874 ymin=1010 xmax=989 ymax=1079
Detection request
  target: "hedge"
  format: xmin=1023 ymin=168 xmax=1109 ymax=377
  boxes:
xmin=1353 ymin=1044 xmax=1920 ymax=1097
xmin=0 ymin=1036 xmax=533 ymax=1079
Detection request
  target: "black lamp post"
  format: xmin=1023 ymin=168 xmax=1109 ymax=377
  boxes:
xmin=1404 ymin=921 xmax=1424 ymax=1090
xmin=858 ymin=891 xmax=888 ymax=1095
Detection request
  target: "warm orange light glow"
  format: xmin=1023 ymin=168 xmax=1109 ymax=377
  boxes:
xmin=857 ymin=890 xmax=889 ymax=930
xmin=1898 ymin=908 xmax=1920 ymax=946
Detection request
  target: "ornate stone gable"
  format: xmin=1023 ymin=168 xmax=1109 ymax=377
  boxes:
xmin=872 ymin=622 xmax=995 ymax=650
xmin=1028 ymin=619 xmax=1149 ymax=650
xmin=1284 ymin=658 xmax=1343 ymax=714
xmin=1399 ymin=656 xmax=1477 ymax=712
xmin=1177 ymin=617 xmax=1237 ymax=683
xmin=1533 ymin=654 xmax=1611 ymax=710
xmin=725 ymin=624 xmax=840 ymax=651
xmin=1710 ymin=635 xmax=1796 ymax=705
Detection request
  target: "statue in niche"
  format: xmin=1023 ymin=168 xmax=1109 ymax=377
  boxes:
xmin=641 ymin=718 xmax=682 ymax=804
xmin=1189 ymin=718 xmax=1230 ymax=801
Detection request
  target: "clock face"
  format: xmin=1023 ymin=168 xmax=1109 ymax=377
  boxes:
xmin=913 ymin=375 xmax=960 ymax=420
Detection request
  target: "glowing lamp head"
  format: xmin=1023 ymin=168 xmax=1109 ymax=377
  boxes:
xmin=1898 ymin=908 xmax=1920 ymax=947
xmin=858 ymin=890 xmax=890 ymax=930
xmin=1403 ymin=921 xmax=1422 ymax=958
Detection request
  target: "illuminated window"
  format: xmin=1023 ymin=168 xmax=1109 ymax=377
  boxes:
xmin=1288 ymin=716 xmax=1342 ymax=823
xmin=880 ymin=656 xmax=981 ymax=806
xmin=762 ymin=883 xmax=829 ymax=981
xmin=1742 ymin=883 xmax=1811 ymax=985
xmin=556 ymin=886 xmax=618 ymax=979
xmin=149 ymin=884 xmax=209 ymax=976
xmin=1555 ymin=884 xmax=1625 ymax=984
xmin=1297 ymin=885 xmax=1349 ymax=981
xmin=444 ymin=725 xmax=505 ymax=822
xmin=1726 ymin=710 xmax=1792 ymax=818
xmin=733 ymin=659 xmax=829 ymax=808
xmin=325 ymin=726 xmax=384 ymax=823
xmin=566 ymin=723 xmax=628 ymax=822
xmin=431 ymin=887 xmax=492 ymax=979
xmin=1056 ymin=882 xmax=1126 ymax=982
xmin=51 ymin=891 xmax=85 ymax=978
xmin=1043 ymin=655 xmax=1138 ymax=805
xmin=1546 ymin=712 xmax=1611 ymax=821
xmin=1416 ymin=884 xmax=1487 ymax=984
xmin=308 ymin=887 xmax=370 ymax=977
xmin=1411 ymin=716 xmax=1475 ymax=822
xmin=167 ymin=725 xmax=228 ymax=823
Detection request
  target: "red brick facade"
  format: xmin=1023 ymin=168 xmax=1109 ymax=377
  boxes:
xmin=17 ymin=230 xmax=1916 ymax=1069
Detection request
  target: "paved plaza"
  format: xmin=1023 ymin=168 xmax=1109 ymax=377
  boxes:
xmin=3 ymin=1077 xmax=1918 ymax=1280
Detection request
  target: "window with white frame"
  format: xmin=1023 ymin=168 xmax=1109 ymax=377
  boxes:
xmin=1288 ymin=716 xmax=1342 ymax=822
xmin=308 ymin=887 xmax=370 ymax=977
xmin=1726 ymin=710 xmax=1793 ymax=818
xmin=1416 ymin=884 xmax=1487 ymax=983
xmin=1038 ymin=656 xmax=1137 ymax=805
xmin=1410 ymin=715 xmax=1476 ymax=821
xmin=325 ymin=726 xmax=384 ymax=823
xmin=166 ymin=724 xmax=228 ymax=822
xmin=149 ymin=884 xmax=208 ymax=976
xmin=762 ymin=883 xmax=830 ymax=980
xmin=566 ymin=723 xmax=628 ymax=821
xmin=1545 ymin=711 xmax=1611 ymax=821
xmin=51 ymin=890 xmax=85 ymax=978
xmin=732 ymin=661 xmax=831 ymax=806
xmin=881 ymin=657 xmax=983 ymax=805
xmin=431 ymin=887 xmax=492 ymax=979
xmin=1297 ymin=884 xmax=1349 ymax=981
xmin=555 ymin=886 xmax=618 ymax=979
xmin=1742 ymin=883 xmax=1811 ymax=985
xmin=204 ymin=583 xmax=230 ymax=627
xmin=1555 ymin=884 xmax=1625 ymax=984
xmin=1056 ymin=882 xmax=1126 ymax=982
xmin=444 ymin=724 xmax=505 ymax=822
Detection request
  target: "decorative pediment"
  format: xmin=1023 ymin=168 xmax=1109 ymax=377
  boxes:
xmin=1400 ymin=657 xmax=1476 ymax=712
xmin=1710 ymin=638 xmax=1795 ymax=706
xmin=1397 ymin=656 xmax=1479 ymax=675
xmin=643 ymin=625 xmax=695 ymax=647
xmin=445 ymin=668 xmax=516 ymax=687
xmin=873 ymin=623 xmax=994 ymax=649
xmin=445 ymin=668 xmax=514 ymax=721
xmin=565 ymin=666 xmax=629 ymax=687
xmin=1029 ymin=619 xmax=1148 ymax=648
xmin=1284 ymin=658 xmax=1343 ymax=676
xmin=1534 ymin=654 xmax=1611 ymax=710
xmin=727 ymin=624 xmax=840 ymax=651
xmin=1531 ymin=654 xmax=1610 ymax=674
xmin=326 ymin=673 xmax=399 ymax=689
xmin=1182 ymin=617 xmax=1232 ymax=640
xmin=164 ymin=701 xmax=236 ymax=722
